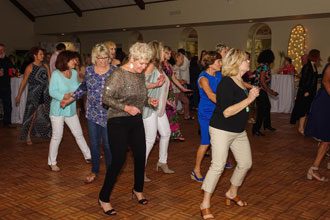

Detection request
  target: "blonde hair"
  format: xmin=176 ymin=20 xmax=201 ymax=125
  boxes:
xmin=104 ymin=41 xmax=116 ymax=50
xmin=129 ymin=42 xmax=153 ymax=62
xmin=222 ymin=48 xmax=247 ymax=77
xmin=91 ymin=43 xmax=110 ymax=64
xmin=148 ymin=40 xmax=164 ymax=68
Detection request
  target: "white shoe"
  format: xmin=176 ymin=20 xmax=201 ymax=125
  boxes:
xmin=144 ymin=173 xmax=151 ymax=182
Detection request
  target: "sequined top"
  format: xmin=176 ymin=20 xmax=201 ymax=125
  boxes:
xmin=73 ymin=65 xmax=116 ymax=127
xmin=102 ymin=67 xmax=148 ymax=119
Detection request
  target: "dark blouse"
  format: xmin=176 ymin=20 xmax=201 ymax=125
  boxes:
xmin=210 ymin=77 xmax=249 ymax=133
xmin=102 ymin=67 xmax=148 ymax=119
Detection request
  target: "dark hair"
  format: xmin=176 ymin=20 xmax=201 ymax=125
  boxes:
xmin=0 ymin=43 xmax=5 ymax=47
xmin=284 ymin=56 xmax=292 ymax=64
xmin=257 ymin=49 xmax=275 ymax=64
xmin=56 ymin=43 xmax=66 ymax=51
xmin=308 ymin=49 xmax=320 ymax=62
xmin=29 ymin=46 xmax=43 ymax=61
xmin=202 ymin=51 xmax=222 ymax=69
xmin=177 ymin=48 xmax=186 ymax=55
xmin=55 ymin=50 xmax=77 ymax=71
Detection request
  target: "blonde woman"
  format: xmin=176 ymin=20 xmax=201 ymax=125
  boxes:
xmin=98 ymin=42 xmax=157 ymax=215
xmin=61 ymin=44 xmax=116 ymax=183
xmin=200 ymin=49 xmax=259 ymax=219
xmin=104 ymin=41 xmax=121 ymax=66
xmin=143 ymin=41 xmax=174 ymax=182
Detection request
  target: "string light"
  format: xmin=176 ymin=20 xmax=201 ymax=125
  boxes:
xmin=288 ymin=25 xmax=307 ymax=72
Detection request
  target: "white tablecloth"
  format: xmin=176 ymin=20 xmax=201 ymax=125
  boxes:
xmin=269 ymin=74 xmax=295 ymax=113
xmin=11 ymin=77 xmax=28 ymax=124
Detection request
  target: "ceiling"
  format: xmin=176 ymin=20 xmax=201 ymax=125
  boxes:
xmin=10 ymin=0 xmax=175 ymax=21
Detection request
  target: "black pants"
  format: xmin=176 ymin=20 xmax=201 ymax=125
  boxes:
xmin=99 ymin=115 xmax=146 ymax=202
xmin=0 ymin=88 xmax=12 ymax=125
xmin=253 ymin=90 xmax=271 ymax=131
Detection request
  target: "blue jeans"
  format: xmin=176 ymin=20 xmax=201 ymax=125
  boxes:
xmin=87 ymin=120 xmax=111 ymax=174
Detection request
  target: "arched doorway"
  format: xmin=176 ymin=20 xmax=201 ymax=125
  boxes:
xmin=179 ymin=27 xmax=198 ymax=57
xmin=247 ymin=23 xmax=272 ymax=69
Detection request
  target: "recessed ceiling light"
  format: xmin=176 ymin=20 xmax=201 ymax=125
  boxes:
xmin=61 ymin=33 xmax=65 ymax=36
xmin=176 ymin=25 xmax=180 ymax=28
xmin=248 ymin=20 xmax=253 ymax=23
xmin=122 ymin=28 xmax=126 ymax=31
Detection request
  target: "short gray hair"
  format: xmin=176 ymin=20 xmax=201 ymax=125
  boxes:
xmin=129 ymin=42 xmax=153 ymax=62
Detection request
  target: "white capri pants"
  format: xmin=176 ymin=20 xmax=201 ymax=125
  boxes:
xmin=143 ymin=111 xmax=171 ymax=164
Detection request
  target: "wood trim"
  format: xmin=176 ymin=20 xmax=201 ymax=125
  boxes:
xmin=64 ymin=0 xmax=82 ymax=17
xmin=9 ymin=0 xmax=35 ymax=22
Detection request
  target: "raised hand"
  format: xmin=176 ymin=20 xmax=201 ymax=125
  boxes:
xmin=248 ymin=86 xmax=260 ymax=102
xmin=155 ymin=74 xmax=165 ymax=87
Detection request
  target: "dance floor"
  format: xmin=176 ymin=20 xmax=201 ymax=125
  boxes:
xmin=0 ymin=113 xmax=329 ymax=219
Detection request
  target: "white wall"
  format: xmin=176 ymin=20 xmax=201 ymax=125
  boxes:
xmin=64 ymin=17 xmax=330 ymax=71
xmin=0 ymin=0 xmax=35 ymax=53
xmin=34 ymin=0 xmax=330 ymax=35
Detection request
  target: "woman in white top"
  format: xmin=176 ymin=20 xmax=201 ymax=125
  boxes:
xmin=143 ymin=41 xmax=174 ymax=182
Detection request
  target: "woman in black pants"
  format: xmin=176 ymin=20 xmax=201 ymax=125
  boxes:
xmin=252 ymin=49 xmax=278 ymax=136
xmin=98 ymin=42 xmax=158 ymax=215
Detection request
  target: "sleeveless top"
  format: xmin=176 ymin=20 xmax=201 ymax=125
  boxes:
xmin=198 ymin=71 xmax=222 ymax=119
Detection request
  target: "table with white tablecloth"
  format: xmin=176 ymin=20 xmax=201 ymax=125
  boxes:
xmin=11 ymin=77 xmax=27 ymax=124
xmin=269 ymin=74 xmax=295 ymax=113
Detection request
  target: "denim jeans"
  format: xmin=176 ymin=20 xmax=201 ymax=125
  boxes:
xmin=87 ymin=120 xmax=111 ymax=174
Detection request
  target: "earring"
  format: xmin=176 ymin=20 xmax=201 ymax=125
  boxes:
xmin=129 ymin=63 xmax=134 ymax=69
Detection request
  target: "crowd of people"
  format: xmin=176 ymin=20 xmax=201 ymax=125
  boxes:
xmin=0 ymin=40 xmax=329 ymax=219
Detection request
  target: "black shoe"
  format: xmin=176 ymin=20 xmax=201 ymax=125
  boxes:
xmin=252 ymin=130 xmax=265 ymax=136
xmin=98 ymin=199 xmax=117 ymax=216
xmin=132 ymin=189 xmax=148 ymax=205
xmin=264 ymin=127 xmax=276 ymax=131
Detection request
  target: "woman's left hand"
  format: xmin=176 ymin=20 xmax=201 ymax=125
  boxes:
xmin=149 ymin=98 xmax=159 ymax=107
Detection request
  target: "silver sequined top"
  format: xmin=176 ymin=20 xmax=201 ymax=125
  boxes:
xmin=102 ymin=67 xmax=148 ymax=119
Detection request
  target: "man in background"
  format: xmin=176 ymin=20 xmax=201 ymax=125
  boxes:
xmin=0 ymin=43 xmax=14 ymax=127
xmin=49 ymin=43 xmax=66 ymax=74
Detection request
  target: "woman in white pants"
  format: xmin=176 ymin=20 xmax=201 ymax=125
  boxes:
xmin=199 ymin=49 xmax=259 ymax=219
xmin=143 ymin=41 xmax=174 ymax=182
xmin=48 ymin=50 xmax=91 ymax=172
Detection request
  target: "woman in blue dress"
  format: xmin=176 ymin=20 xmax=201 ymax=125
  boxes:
xmin=192 ymin=51 xmax=222 ymax=182
xmin=304 ymin=63 xmax=330 ymax=182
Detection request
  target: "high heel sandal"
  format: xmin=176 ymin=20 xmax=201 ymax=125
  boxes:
xmin=307 ymin=166 xmax=329 ymax=182
xmin=156 ymin=162 xmax=175 ymax=174
xmin=200 ymin=207 xmax=214 ymax=219
xmin=98 ymin=199 xmax=117 ymax=216
xmin=132 ymin=189 xmax=148 ymax=205
xmin=225 ymin=196 xmax=248 ymax=207
xmin=190 ymin=171 xmax=204 ymax=182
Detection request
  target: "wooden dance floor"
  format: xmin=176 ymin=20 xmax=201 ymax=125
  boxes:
xmin=0 ymin=113 xmax=329 ymax=219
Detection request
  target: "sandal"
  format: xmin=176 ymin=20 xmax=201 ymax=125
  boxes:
xmin=200 ymin=207 xmax=214 ymax=219
xmin=307 ymin=166 xmax=328 ymax=182
xmin=85 ymin=173 xmax=97 ymax=184
xmin=225 ymin=195 xmax=248 ymax=207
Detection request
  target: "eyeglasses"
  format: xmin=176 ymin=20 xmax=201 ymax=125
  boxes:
xmin=97 ymin=56 xmax=109 ymax=60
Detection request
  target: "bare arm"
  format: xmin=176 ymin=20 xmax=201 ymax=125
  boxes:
xmin=322 ymin=65 xmax=330 ymax=95
xmin=223 ymin=87 xmax=259 ymax=118
xmin=199 ymin=77 xmax=216 ymax=103
xmin=260 ymin=71 xmax=278 ymax=96
xmin=44 ymin=63 xmax=51 ymax=80
xmin=15 ymin=64 xmax=32 ymax=105
xmin=171 ymin=73 xmax=190 ymax=92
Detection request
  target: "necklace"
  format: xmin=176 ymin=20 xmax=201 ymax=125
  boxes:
xmin=243 ymin=89 xmax=249 ymax=112
xmin=231 ymin=76 xmax=249 ymax=112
